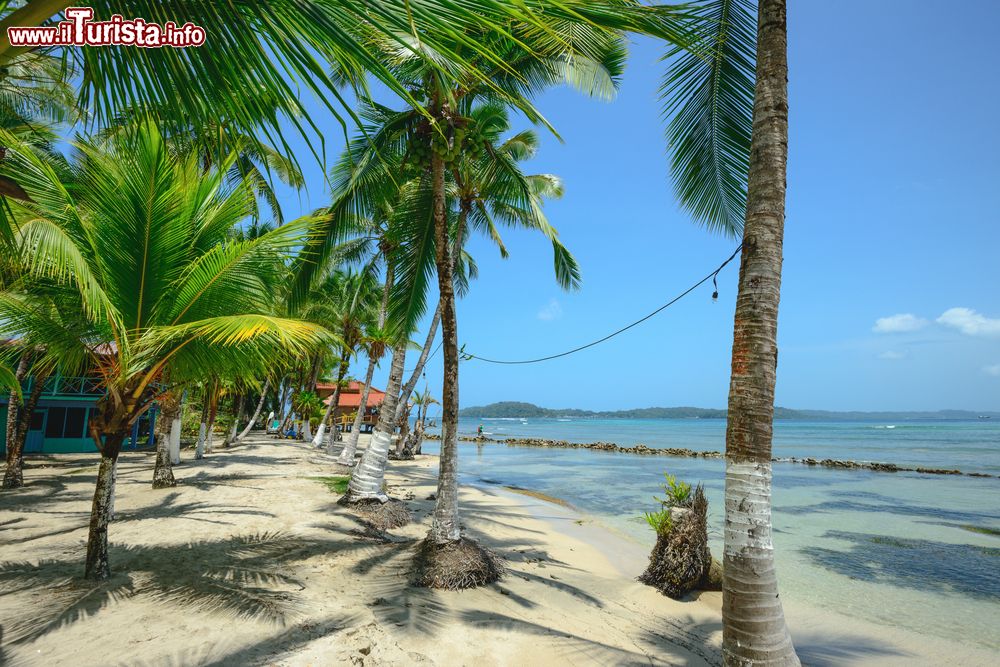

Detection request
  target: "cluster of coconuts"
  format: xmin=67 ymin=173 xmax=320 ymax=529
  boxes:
xmin=407 ymin=117 xmax=487 ymax=171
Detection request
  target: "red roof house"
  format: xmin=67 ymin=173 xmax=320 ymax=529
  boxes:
xmin=316 ymin=381 xmax=386 ymax=429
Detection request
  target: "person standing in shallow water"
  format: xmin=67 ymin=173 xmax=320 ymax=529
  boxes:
xmin=477 ymin=424 xmax=483 ymax=437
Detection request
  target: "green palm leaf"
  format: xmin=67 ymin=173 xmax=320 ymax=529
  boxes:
xmin=0 ymin=361 xmax=21 ymax=400
xmin=660 ymin=0 xmax=755 ymax=237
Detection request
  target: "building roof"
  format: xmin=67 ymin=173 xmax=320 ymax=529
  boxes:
xmin=321 ymin=382 xmax=386 ymax=408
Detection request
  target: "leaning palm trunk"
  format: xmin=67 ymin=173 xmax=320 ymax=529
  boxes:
xmin=2 ymin=366 xmax=47 ymax=489
xmin=338 ymin=359 xmax=377 ymax=465
xmin=428 ymin=153 xmax=461 ymax=543
xmin=344 ymin=341 xmax=406 ymax=501
xmin=721 ymin=1 xmax=798 ymax=664
xmin=278 ymin=380 xmax=290 ymax=424
xmin=321 ymin=355 xmax=350 ymax=452
xmin=152 ymin=391 xmax=179 ymax=488
xmin=235 ymin=379 xmax=270 ymax=443
xmin=341 ymin=267 xmax=393 ymax=462
xmin=411 ymin=417 xmax=426 ymax=456
xmin=226 ymin=395 xmax=245 ymax=446
xmin=394 ymin=301 xmax=441 ymax=426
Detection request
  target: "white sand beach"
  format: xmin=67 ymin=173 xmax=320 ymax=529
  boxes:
xmin=0 ymin=437 xmax=995 ymax=666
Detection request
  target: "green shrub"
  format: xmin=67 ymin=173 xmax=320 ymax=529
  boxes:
xmin=643 ymin=509 xmax=673 ymax=535
xmin=657 ymin=474 xmax=692 ymax=507
xmin=640 ymin=473 xmax=694 ymax=536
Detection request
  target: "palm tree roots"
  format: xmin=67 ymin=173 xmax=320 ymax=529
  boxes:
xmin=338 ymin=496 xmax=411 ymax=531
xmin=411 ymin=536 xmax=505 ymax=590
xmin=639 ymin=486 xmax=716 ymax=599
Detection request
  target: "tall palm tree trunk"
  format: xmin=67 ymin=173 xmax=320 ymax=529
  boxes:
xmin=341 ymin=264 xmax=394 ymax=462
xmin=85 ymin=427 xmax=127 ymax=580
xmin=345 ymin=341 xmax=406 ymax=501
xmin=2 ymin=366 xmax=47 ymax=489
xmin=429 ymin=149 xmax=461 ymax=543
xmin=235 ymin=379 xmax=270 ymax=443
xmin=152 ymin=391 xmax=180 ymax=488
xmin=320 ymin=353 xmax=350 ymax=452
xmin=394 ymin=301 xmax=441 ymax=426
xmin=722 ymin=1 xmax=797 ymax=664
xmin=306 ymin=352 xmax=323 ymax=392
xmin=338 ymin=361 xmax=377 ymax=465
xmin=278 ymin=379 xmax=290 ymax=424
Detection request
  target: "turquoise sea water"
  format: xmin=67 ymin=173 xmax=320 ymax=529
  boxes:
xmin=422 ymin=418 xmax=1000 ymax=651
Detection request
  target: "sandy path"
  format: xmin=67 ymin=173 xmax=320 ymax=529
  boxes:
xmin=0 ymin=436 xmax=722 ymax=666
xmin=4 ymin=437 xmax=989 ymax=666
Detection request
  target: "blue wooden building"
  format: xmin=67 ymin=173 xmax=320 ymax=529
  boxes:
xmin=0 ymin=374 xmax=156 ymax=455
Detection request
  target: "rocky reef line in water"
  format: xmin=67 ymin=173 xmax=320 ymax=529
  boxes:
xmin=421 ymin=434 xmax=997 ymax=479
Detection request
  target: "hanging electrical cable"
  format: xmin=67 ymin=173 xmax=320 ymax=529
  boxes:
xmin=460 ymin=245 xmax=743 ymax=365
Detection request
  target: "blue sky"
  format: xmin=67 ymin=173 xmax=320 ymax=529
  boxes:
xmin=270 ymin=0 xmax=1000 ymax=412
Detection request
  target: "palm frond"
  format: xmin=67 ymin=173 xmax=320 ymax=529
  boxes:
xmin=660 ymin=0 xmax=755 ymax=237
xmin=0 ymin=361 xmax=22 ymax=400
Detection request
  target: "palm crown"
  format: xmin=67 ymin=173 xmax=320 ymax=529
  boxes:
xmin=1 ymin=121 xmax=334 ymax=422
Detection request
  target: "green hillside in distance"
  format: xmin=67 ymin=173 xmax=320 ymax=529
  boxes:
xmin=458 ymin=401 xmax=1000 ymax=421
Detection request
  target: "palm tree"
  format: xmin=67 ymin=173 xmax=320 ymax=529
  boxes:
xmin=1 ymin=348 xmax=52 ymax=489
xmin=292 ymin=389 xmax=322 ymax=440
xmin=337 ymin=325 xmax=393 ymax=465
xmin=0 ymin=122 xmax=332 ymax=579
xmin=301 ymin=271 xmax=378 ymax=450
xmin=421 ymin=100 xmax=579 ymax=553
xmin=324 ymin=83 xmax=594 ymax=516
xmin=233 ymin=378 xmax=273 ymax=443
xmin=407 ymin=387 xmax=438 ymax=455
xmin=101 ymin=113 xmax=306 ymax=226
xmin=661 ymin=0 xmax=797 ymax=662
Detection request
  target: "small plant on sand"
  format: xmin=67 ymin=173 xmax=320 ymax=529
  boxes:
xmin=639 ymin=474 xmax=719 ymax=599
xmin=643 ymin=509 xmax=673 ymax=535
xmin=640 ymin=473 xmax=691 ymax=534
xmin=657 ymin=474 xmax=692 ymax=508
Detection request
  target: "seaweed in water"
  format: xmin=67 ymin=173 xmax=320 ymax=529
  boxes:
xmin=802 ymin=530 xmax=1000 ymax=601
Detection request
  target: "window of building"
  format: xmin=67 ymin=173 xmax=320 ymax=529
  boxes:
xmin=45 ymin=407 xmax=66 ymax=438
xmin=64 ymin=408 xmax=86 ymax=439
xmin=41 ymin=407 xmax=89 ymax=439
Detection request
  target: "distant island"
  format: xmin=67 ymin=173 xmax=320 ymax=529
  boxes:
xmin=458 ymin=401 xmax=1000 ymax=421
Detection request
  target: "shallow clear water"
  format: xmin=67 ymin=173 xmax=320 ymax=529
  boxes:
xmin=422 ymin=418 xmax=1000 ymax=650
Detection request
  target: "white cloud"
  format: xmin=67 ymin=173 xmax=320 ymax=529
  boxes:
xmin=873 ymin=313 xmax=928 ymax=333
xmin=878 ymin=350 xmax=906 ymax=360
xmin=537 ymin=299 xmax=563 ymax=321
xmin=937 ymin=308 xmax=1000 ymax=337
xmin=984 ymin=364 xmax=1000 ymax=377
